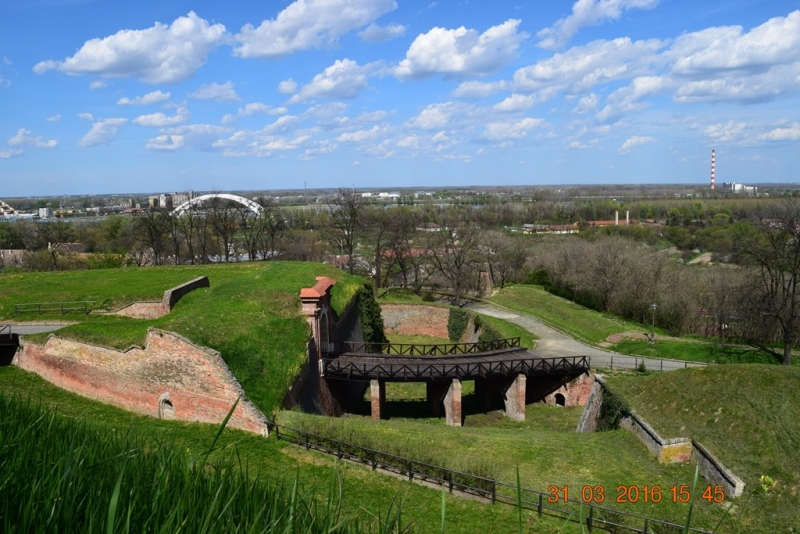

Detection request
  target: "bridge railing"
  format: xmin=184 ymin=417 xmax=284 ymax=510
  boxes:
xmin=14 ymin=301 xmax=95 ymax=316
xmin=268 ymin=421 xmax=711 ymax=534
xmin=339 ymin=337 xmax=521 ymax=356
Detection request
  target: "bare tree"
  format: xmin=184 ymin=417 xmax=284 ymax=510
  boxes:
xmin=482 ymin=231 xmax=528 ymax=289
xmin=207 ymin=196 xmax=238 ymax=262
xmin=737 ymin=198 xmax=800 ymax=365
xmin=426 ymin=218 xmax=481 ymax=306
xmin=135 ymin=209 xmax=169 ymax=266
xmin=256 ymin=198 xmax=285 ymax=260
xmin=362 ymin=208 xmax=395 ymax=294
xmin=327 ymin=188 xmax=364 ymax=274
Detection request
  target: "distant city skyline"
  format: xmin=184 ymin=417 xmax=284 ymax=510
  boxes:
xmin=1 ymin=0 xmax=798 ymax=196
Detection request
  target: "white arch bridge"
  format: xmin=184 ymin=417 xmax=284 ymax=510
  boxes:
xmin=171 ymin=193 xmax=262 ymax=216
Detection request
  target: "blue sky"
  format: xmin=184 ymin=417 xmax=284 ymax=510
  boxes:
xmin=1 ymin=0 xmax=798 ymax=196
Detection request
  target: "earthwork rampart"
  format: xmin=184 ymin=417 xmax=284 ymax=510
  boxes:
xmin=112 ymin=276 xmax=210 ymax=319
xmin=16 ymin=329 xmax=269 ymax=435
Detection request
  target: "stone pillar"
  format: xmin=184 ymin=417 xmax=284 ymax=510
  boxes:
xmin=370 ymin=379 xmax=386 ymax=420
xmin=444 ymin=379 xmax=462 ymax=427
xmin=504 ymin=374 xmax=526 ymax=422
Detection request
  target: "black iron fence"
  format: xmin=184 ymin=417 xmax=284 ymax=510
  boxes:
xmin=339 ymin=337 xmax=522 ymax=356
xmin=14 ymin=301 xmax=95 ymax=316
xmin=269 ymin=422 xmax=712 ymax=534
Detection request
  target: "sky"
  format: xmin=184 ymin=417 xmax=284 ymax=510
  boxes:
xmin=1 ymin=0 xmax=799 ymax=196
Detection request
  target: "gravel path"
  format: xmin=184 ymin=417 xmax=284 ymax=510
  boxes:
xmin=465 ymin=302 xmax=707 ymax=372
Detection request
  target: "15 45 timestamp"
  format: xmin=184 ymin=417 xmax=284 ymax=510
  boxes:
xmin=546 ymin=484 xmax=726 ymax=504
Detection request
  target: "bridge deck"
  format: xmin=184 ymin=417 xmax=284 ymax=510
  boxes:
xmin=321 ymin=348 xmax=589 ymax=381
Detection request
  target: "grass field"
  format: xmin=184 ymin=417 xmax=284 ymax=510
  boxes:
xmin=489 ymin=285 xmax=635 ymax=344
xmin=605 ymin=365 xmax=800 ymax=532
xmin=2 ymin=262 xmax=363 ymax=415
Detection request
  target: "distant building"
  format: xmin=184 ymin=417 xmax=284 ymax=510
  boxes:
xmin=38 ymin=207 xmax=53 ymax=218
xmin=722 ymin=182 xmax=757 ymax=194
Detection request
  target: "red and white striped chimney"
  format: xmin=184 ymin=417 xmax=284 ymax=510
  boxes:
xmin=711 ymin=149 xmax=716 ymax=190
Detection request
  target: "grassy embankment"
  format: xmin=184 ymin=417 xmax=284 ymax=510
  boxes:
xmin=0 ymin=262 xmax=363 ymax=414
xmin=490 ymin=284 xmax=782 ymax=364
xmin=1 ymin=365 xmax=591 ymax=533
xmin=605 ymin=365 xmax=800 ymax=532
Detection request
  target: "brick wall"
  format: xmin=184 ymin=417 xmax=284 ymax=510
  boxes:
xmin=16 ymin=329 xmax=269 ymax=435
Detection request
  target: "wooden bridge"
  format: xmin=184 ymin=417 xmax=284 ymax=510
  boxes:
xmin=321 ymin=338 xmax=590 ymax=426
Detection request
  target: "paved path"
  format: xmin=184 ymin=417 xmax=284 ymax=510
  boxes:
xmin=464 ymin=302 xmax=706 ymax=372
xmin=2 ymin=324 xmax=67 ymax=335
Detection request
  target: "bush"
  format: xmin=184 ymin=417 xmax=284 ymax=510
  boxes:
xmin=448 ymin=309 xmax=470 ymax=342
xmin=356 ymin=284 xmax=388 ymax=345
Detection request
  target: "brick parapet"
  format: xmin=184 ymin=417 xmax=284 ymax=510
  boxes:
xmin=16 ymin=328 xmax=269 ymax=435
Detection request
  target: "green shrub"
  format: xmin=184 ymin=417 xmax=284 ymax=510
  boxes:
xmin=596 ymin=385 xmax=630 ymax=431
xmin=447 ymin=309 xmax=470 ymax=342
xmin=357 ymin=284 xmax=388 ymax=345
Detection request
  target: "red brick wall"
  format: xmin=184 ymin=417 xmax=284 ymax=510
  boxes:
xmin=16 ymin=329 xmax=269 ymax=435
xmin=380 ymin=305 xmax=450 ymax=339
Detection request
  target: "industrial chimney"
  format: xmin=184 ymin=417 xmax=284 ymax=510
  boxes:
xmin=711 ymin=149 xmax=716 ymax=190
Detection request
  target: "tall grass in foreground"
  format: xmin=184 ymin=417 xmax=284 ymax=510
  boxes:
xmin=0 ymin=395 xmax=408 ymax=533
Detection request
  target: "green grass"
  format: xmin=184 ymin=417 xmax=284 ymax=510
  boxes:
xmin=278 ymin=406 xmax=725 ymax=530
xmin=0 ymin=366 xmax=589 ymax=533
xmin=490 ymin=285 xmax=635 ymax=344
xmin=604 ymin=365 xmax=800 ymax=532
xmin=612 ymin=339 xmax=788 ymax=365
xmin=2 ymin=262 xmax=364 ymax=415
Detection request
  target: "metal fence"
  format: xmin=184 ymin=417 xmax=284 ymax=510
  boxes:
xmin=269 ymin=423 xmax=712 ymax=534
xmin=14 ymin=301 xmax=95 ymax=316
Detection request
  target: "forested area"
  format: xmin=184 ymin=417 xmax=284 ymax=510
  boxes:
xmin=2 ymin=190 xmax=799 ymax=363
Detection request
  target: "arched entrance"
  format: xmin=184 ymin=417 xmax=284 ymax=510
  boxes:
xmin=555 ymin=393 xmax=566 ymax=407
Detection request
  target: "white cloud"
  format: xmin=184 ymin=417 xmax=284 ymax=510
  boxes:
xmin=761 ymin=122 xmax=800 ymax=142
xmin=405 ymin=102 xmax=469 ymax=130
xmin=0 ymin=76 xmax=9 ymax=88
xmin=78 ymin=113 xmax=94 ymax=121
xmin=538 ymin=0 xmax=659 ymax=49
xmin=278 ymin=79 xmax=298 ymax=94
xmin=493 ymin=94 xmax=537 ymax=112
xmin=618 ymin=135 xmax=655 ymax=154
xmin=89 ymin=80 xmax=107 ymax=89
xmin=452 ymin=80 xmax=509 ymax=99
xmin=8 ymin=128 xmax=57 ymax=148
xmin=262 ymin=115 xmax=303 ymax=135
xmin=288 ymin=59 xmax=377 ymax=103
xmin=395 ymin=19 xmax=527 ymax=79
xmin=77 ymin=118 xmax=128 ymax=147
xmin=161 ymin=124 xmax=230 ymax=151
xmin=33 ymin=12 xmax=226 ymax=84
xmin=597 ymin=75 xmax=664 ymax=121
xmin=189 ymin=81 xmax=240 ymax=102
xmin=481 ymin=117 xmax=544 ymax=141
xmin=133 ymin=107 xmax=190 ymax=127
xmin=2 ymin=56 xmax=10 ymax=66
xmin=572 ymin=93 xmax=599 ymax=114
xmin=117 ymin=90 xmax=171 ymax=106
xmin=358 ymin=23 xmax=406 ymax=42
xmin=233 ymin=0 xmax=397 ymax=58
xmin=337 ymin=125 xmax=384 ymax=142
xmin=704 ymin=121 xmax=751 ymax=144
xmin=513 ymin=37 xmax=664 ymax=97
xmin=238 ymin=103 xmax=286 ymax=116
xmin=47 ymin=114 xmax=62 ymax=122
xmin=145 ymin=134 xmax=185 ymax=151
xmin=0 ymin=148 xmax=23 ymax=159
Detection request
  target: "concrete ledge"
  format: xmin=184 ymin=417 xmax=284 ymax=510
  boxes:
xmin=692 ymin=440 xmax=746 ymax=498
xmin=620 ymin=412 xmax=693 ymax=463
xmin=162 ymin=276 xmax=210 ymax=312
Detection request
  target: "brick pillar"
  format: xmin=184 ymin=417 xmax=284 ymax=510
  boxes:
xmin=504 ymin=374 xmax=526 ymax=422
xmin=444 ymin=379 xmax=462 ymax=427
xmin=370 ymin=379 xmax=386 ymax=420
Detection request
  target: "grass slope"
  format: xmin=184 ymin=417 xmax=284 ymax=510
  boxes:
xmin=1 ymin=262 xmax=363 ymax=414
xmin=604 ymin=365 xmax=800 ymax=532
xmin=0 ymin=366 xmax=586 ymax=533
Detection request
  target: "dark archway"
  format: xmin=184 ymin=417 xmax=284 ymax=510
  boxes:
xmin=555 ymin=393 xmax=566 ymax=407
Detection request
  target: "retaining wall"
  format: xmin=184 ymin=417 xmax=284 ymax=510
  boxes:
xmin=380 ymin=304 xmax=479 ymax=342
xmin=162 ymin=276 xmax=210 ymax=312
xmin=577 ymin=376 xmax=744 ymax=498
xmin=16 ymin=329 xmax=269 ymax=435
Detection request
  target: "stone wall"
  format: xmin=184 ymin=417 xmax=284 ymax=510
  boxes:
xmin=162 ymin=276 xmax=210 ymax=312
xmin=578 ymin=375 xmax=745 ymax=498
xmin=381 ymin=304 xmax=450 ymax=339
xmin=541 ymin=371 xmax=594 ymax=407
xmin=16 ymin=329 xmax=269 ymax=435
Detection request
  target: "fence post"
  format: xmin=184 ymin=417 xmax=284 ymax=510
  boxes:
xmin=587 ymin=506 xmax=593 ymax=532
xmin=643 ymin=518 xmax=648 ymax=533
xmin=491 ymin=481 xmax=496 ymax=504
xmin=448 ymin=472 xmax=453 ymax=493
xmin=408 ymin=461 xmax=413 ymax=482
xmin=538 ymin=494 xmax=543 ymax=517
xmin=610 ymin=356 xmax=613 ymax=369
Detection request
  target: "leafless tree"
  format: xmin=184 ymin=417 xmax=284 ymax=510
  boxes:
xmin=135 ymin=209 xmax=169 ymax=266
xmin=736 ymin=198 xmax=800 ymax=365
xmin=327 ymin=188 xmax=364 ymax=274
xmin=207 ymin=196 xmax=238 ymax=262
xmin=426 ymin=218 xmax=481 ymax=306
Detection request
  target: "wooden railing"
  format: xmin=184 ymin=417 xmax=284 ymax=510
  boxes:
xmin=14 ymin=301 xmax=95 ymax=316
xmin=339 ymin=337 xmax=522 ymax=356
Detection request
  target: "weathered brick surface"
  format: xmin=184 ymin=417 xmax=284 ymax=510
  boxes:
xmin=113 ymin=302 xmax=166 ymax=319
xmin=543 ymin=372 xmax=594 ymax=407
xmin=16 ymin=329 xmax=268 ymax=435
xmin=380 ymin=305 xmax=450 ymax=338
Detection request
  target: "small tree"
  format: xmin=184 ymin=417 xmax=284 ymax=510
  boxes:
xmin=327 ymin=188 xmax=364 ymax=274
